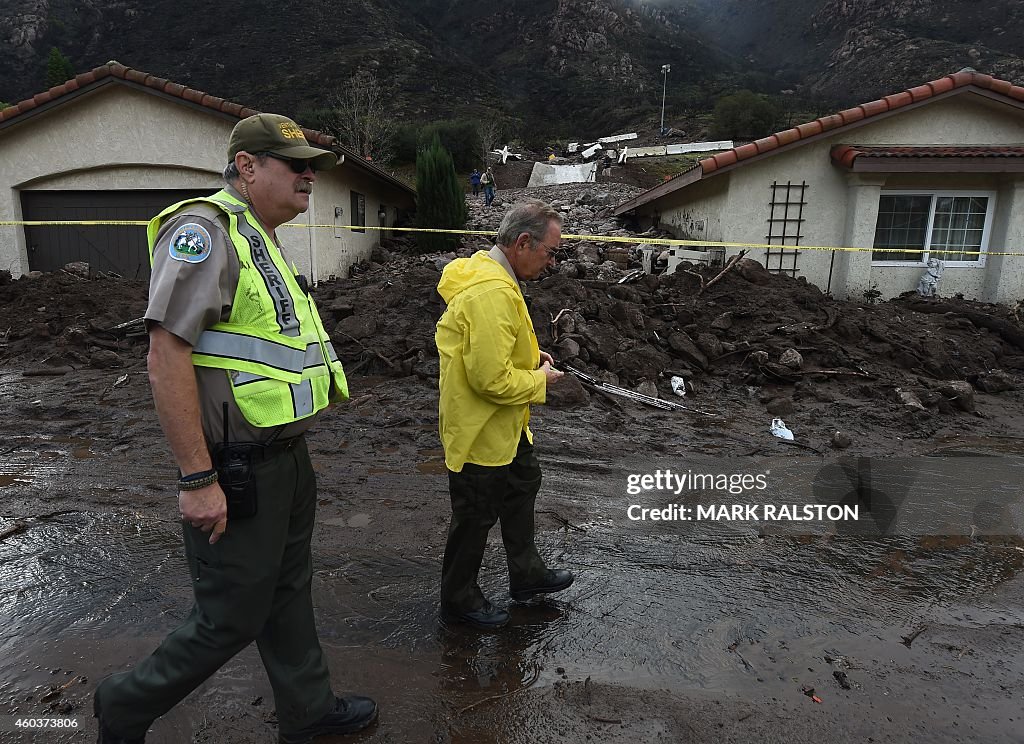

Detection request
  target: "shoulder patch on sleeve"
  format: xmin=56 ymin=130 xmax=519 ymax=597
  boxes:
xmin=168 ymin=223 xmax=214 ymax=264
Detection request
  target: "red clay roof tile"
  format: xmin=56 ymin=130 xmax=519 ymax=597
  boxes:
xmin=990 ymin=78 xmax=1012 ymax=95
xmin=796 ymin=121 xmax=823 ymax=138
xmin=838 ymin=107 xmax=865 ymax=125
xmin=928 ymin=77 xmax=954 ymax=95
xmin=714 ymin=150 xmax=738 ymax=168
xmin=860 ymin=99 xmax=889 ymax=117
xmin=753 ymin=135 xmax=779 ymax=153
xmin=908 ymin=84 xmax=933 ymax=102
xmin=699 ymin=157 xmax=718 ymax=174
xmin=949 ymin=71 xmax=974 ymax=86
xmin=774 ymin=128 xmax=801 ymax=147
xmin=884 ymin=91 xmax=913 ymax=108
xmin=181 ymin=88 xmax=204 ymax=104
xmin=734 ymin=142 xmax=759 ymax=160
xmin=125 ymin=69 xmax=147 ymax=85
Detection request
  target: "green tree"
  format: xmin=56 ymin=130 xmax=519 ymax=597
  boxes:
xmin=45 ymin=47 xmax=75 ymax=88
xmin=415 ymin=135 xmax=467 ymax=254
xmin=711 ymin=90 xmax=782 ymax=140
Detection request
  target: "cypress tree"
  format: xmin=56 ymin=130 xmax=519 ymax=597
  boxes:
xmin=415 ymin=135 xmax=467 ymax=254
xmin=45 ymin=47 xmax=75 ymax=88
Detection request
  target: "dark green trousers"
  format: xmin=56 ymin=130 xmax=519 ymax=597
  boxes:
xmin=96 ymin=438 xmax=334 ymax=739
xmin=441 ymin=434 xmax=549 ymax=612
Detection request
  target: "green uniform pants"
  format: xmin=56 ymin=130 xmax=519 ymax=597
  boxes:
xmin=441 ymin=434 xmax=549 ymax=612
xmin=96 ymin=438 xmax=334 ymax=738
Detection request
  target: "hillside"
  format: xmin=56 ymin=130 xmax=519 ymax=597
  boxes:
xmin=3 ymin=0 xmax=1024 ymax=139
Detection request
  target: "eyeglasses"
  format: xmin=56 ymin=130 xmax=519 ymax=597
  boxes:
xmin=260 ymin=151 xmax=318 ymax=174
xmin=531 ymin=236 xmax=565 ymax=260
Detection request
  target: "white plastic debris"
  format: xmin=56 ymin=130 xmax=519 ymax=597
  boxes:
xmin=670 ymin=376 xmax=688 ymax=397
xmin=770 ymin=418 xmax=794 ymax=440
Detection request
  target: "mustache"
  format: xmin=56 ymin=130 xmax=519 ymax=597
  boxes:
xmin=296 ymin=182 xmax=313 ymax=194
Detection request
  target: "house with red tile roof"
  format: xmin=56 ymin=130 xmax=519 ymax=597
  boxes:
xmin=0 ymin=62 xmax=415 ymax=280
xmin=614 ymin=69 xmax=1024 ymax=304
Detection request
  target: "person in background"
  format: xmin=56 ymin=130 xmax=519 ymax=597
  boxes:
xmin=470 ymin=169 xmax=481 ymax=198
xmin=434 ymin=198 xmax=574 ymax=630
xmin=481 ymin=167 xmax=497 ymax=207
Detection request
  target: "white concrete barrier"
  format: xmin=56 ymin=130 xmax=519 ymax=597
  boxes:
xmin=527 ymin=161 xmax=598 ymax=187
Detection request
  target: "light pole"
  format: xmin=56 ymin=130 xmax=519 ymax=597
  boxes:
xmin=660 ymin=64 xmax=671 ymax=135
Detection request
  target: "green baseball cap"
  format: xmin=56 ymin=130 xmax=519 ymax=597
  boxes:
xmin=228 ymin=113 xmax=338 ymax=171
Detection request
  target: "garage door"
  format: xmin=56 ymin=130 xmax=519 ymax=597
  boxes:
xmin=21 ymin=189 xmax=216 ymax=279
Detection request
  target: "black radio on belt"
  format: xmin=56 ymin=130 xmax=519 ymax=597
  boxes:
xmin=296 ymin=274 xmax=310 ymax=295
xmin=212 ymin=403 xmax=259 ymax=520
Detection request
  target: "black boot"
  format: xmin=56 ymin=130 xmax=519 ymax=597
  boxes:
xmin=93 ymin=691 xmax=146 ymax=744
xmin=279 ymin=695 xmax=378 ymax=743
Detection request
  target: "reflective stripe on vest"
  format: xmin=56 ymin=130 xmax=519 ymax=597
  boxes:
xmin=193 ymin=330 xmax=307 ymax=375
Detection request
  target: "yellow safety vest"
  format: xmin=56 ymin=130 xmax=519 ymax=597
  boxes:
xmin=148 ymin=189 xmax=348 ymax=427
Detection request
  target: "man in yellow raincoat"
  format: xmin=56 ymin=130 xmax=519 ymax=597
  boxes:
xmin=434 ymin=199 xmax=574 ymax=629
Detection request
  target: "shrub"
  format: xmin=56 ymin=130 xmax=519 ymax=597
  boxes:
xmin=415 ymin=136 xmax=467 ymax=254
xmin=711 ymin=90 xmax=782 ymax=140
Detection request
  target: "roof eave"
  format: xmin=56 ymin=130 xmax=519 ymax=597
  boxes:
xmin=613 ymin=164 xmax=706 ymax=215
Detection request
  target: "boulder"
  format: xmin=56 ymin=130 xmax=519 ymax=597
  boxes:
xmin=545 ymin=373 xmax=589 ymax=408
xmin=667 ymin=331 xmax=708 ymax=369
xmin=335 ymin=315 xmax=377 ymax=339
xmin=779 ymin=348 xmax=803 ymax=370
xmin=935 ymin=381 xmax=975 ymax=412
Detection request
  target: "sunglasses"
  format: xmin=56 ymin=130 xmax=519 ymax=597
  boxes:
xmin=260 ymin=151 xmax=318 ymax=174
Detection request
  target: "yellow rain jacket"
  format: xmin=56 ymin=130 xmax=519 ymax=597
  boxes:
xmin=436 ymin=250 xmax=547 ymax=472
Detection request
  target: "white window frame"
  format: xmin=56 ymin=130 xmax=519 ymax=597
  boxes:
xmin=871 ymin=189 xmax=996 ymax=268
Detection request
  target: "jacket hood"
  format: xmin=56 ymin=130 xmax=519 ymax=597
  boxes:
xmin=437 ymin=250 xmax=518 ymax=304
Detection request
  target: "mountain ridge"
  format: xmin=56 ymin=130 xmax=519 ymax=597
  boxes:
xmin=2 ymin=0 xmax=1023 ymax=140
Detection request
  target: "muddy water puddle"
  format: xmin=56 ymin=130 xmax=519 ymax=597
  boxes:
xmin=1 ymin=447 xmax=1022 ymax=740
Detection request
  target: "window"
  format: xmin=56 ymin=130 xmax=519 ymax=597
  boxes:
xmin=350 ymin=191 xmax=365 ymax=234
xmin=872 ymin=191 xmax=994 ymax=265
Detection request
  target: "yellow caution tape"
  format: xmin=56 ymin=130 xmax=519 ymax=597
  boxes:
xmin=0 ymin=220 xmax=1018 ymax=258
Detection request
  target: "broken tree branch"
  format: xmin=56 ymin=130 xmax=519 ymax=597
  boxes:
xmin=699 ymin=250 xmax=746 ymax=295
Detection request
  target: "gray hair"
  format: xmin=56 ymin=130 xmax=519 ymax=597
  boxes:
xmin=496 ymin=199 xmax=562 ymax=247
xmin=222 ymin=153 xmax=268 ymax=184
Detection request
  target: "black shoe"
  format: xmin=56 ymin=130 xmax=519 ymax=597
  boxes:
xmin=279 ymin=695 xmax=378 ymax=743
xmin=93 ymin=691 xmax=146 ymax=744
xmin=510 ymin=569 xmax=574 ymax=602
xmin=441 ymin=600 xmax=510 ymax=629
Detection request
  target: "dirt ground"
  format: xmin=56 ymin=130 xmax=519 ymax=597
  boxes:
xmin=1 ymin=185 xmax=1023 ymax=743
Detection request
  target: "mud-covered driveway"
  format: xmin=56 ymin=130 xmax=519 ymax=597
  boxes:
xmin=1 ymin=365 xmax=1022 ymax=744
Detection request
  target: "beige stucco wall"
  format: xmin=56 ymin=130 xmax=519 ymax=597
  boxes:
xmin=0 ymin=82 xmax=411 ymax=280
xmin=642 ymin=93 xmax=1024 ymax=303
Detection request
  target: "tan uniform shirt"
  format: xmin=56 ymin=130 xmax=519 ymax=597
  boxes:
xmin=145 ymin=185 xmax=317 ymax=446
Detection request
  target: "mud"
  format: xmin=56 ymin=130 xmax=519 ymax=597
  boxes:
xmin=1 ymin=185 xmax=1024 ymax=743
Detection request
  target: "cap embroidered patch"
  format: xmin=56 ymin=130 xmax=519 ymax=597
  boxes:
xmin=168 ymin=223 xmax=213 ymax=264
